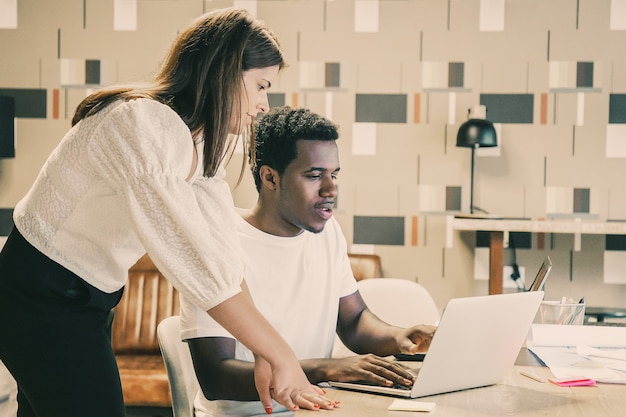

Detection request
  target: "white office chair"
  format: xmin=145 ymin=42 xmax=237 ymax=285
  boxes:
xmin=157 ymin=316 xmax=200 ymax=417
xmin=332 ymin=278 xmax=440 ymax=357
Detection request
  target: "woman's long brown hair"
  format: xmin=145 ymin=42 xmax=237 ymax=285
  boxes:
xmin=72 ymin=8 xmax=286 ymax=178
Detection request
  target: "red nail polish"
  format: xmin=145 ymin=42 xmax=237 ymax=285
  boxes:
xmin=265 ymin=407 xmax=272 ymax=414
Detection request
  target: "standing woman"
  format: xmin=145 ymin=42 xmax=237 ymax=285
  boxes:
xmin=0 ymin=8 xmax=332 ymax=417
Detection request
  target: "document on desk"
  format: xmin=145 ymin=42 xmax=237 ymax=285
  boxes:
xmin=528 ymin=324 xmax=626 ymax=347
xmin=527 ymin=324 xmax=626 ymax=384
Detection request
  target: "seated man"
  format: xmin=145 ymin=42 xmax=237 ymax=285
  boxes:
xmin=180 ymin=106 xmax=436 ymax=417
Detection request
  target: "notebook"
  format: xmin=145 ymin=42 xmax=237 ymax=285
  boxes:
xmin=328 ymin=290 xmax=545 ymax=398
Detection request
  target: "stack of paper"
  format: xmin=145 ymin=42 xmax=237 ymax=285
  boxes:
xmin=527 ymin=324 xmax=626 ymax=384
xmin=528 ymin=324 xmax=626 ymax=347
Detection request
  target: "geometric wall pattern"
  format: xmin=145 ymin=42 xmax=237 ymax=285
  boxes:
xmin=3 ymin=0 xmax=626 ymax=307
xmin=0 ymin=88 xmax=46 ymax=118
xmin=0 ymin=208 xmax=13 ymax=235
xmin=353 ymin=216 xmax=404 ymax=246
xmin=0 ymin=95 xmax=15 ymax=158
xmin=609 ymin=94 xmax=626 ymax=123
xmin=60 ymin=59 xmax=106 ymax=87
xmin=355 ymin=94 xmax=407 ymax=123
xmin=479 ymin=94 xmax=534 ymax=124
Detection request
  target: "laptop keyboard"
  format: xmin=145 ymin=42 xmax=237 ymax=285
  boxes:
xmin=351 ymin=380 xmax=413 ymax=390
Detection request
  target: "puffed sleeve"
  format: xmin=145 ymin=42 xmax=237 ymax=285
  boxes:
xmin=86 ymin=99 xmax=243 ymax=310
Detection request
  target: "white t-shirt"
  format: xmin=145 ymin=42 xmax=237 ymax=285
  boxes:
xmin=13 ymin=98 xmax=243 ymax=311
xmin=180 ymin=212 xmax=358 ymax=417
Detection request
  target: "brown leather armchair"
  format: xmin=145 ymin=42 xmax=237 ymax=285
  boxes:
xmin=112 ymin=254 xmax=180 ymax=407
xmin=347 ymin=253 xmax=383 ymax=281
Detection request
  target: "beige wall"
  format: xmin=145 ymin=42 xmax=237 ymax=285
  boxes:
xmin=2 ymin=0 xmax=626 ymax=311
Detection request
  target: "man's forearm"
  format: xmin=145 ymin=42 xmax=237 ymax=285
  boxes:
xmin=340 ymin=309 xmax=402 ymax=356
xmin=188 ymin=336 xmax=262 ymax=402
xmin=202 ymin=358 xmax=333 ymax=400
xmin=200 ymin=359 xmax=259 ymax=401
xmin=299 ymin=358 xmax=338 ymax=384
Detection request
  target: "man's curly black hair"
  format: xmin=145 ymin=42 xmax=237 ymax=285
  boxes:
xmin=251 ymin=106 xmax=339 ymax=192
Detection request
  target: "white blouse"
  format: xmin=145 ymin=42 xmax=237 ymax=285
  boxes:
xmin=14 ymin=98 xmax=243 ymax=311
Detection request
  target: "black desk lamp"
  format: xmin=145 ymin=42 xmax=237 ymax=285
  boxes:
xmin=456 ymin=113 xmax=497 ymax=214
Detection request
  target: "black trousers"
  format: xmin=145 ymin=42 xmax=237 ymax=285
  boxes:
xmin=0 ymin=227 xmax=126 ymax=417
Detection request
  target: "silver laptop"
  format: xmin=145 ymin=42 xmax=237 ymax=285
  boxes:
xmin=527 ymin=256 xmax=552 ymax=292
xmin=328 ymin=290 xmax=545 ymax=398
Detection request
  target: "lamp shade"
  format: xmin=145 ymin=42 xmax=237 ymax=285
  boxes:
xmin=456 ymin=118 xmax=497 ymax=148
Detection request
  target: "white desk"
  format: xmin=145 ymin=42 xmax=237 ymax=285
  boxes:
xmin=296 ymin=350 xmax=626 ymax=417
xmin=445 ymin=216 xmax=626 ymax=294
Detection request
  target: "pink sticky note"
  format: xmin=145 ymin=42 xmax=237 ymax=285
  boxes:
xmin=548 ymin=376 xmax=596 ymax=387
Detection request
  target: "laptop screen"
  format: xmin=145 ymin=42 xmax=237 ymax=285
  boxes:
xmin=527 ymin=256 xmax=552 ymax=292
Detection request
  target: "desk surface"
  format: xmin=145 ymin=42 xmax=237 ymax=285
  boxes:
xmin=295 ymin=350 xmax=626 ymax=417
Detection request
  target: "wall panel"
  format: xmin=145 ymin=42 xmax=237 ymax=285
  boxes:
xmin=2 ymin=0 xmax=626 ymax=308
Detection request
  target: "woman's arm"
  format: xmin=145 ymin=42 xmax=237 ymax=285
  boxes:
xmin=206 ymin=286 xmax=335 ymax=411
xmin=189 ymin=335 xmax=415 ymax=401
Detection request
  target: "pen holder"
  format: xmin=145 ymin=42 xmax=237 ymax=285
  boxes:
xmin=539 ymin=301 xmax=586 ymax=325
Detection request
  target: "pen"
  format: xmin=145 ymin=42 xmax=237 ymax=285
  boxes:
xmin=519 ymin=370 xmax=545 ymax=383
